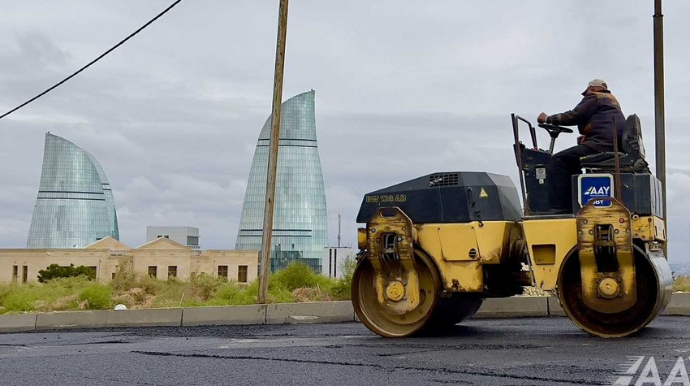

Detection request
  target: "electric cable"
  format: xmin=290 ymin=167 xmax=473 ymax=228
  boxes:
xmin=0 ymin=0 xmax=184 ymax=121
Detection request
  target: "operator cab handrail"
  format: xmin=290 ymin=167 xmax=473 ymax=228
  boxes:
xmin=511 ymin=114 xmax=577 ymax=216
xmin=511 ymin=114 xmax=538 ymax=149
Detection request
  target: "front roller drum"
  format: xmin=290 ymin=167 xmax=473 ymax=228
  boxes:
xmin=352 ymin=249 xmax=482 ymax=337
xmin=558 ymin=245 xmax=672 ymax=338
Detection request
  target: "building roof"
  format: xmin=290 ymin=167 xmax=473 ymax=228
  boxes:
xmin=84 ymin=236 xmax=131 ymax=250
xmin=137 ymin=237 xmax=190 ymax=250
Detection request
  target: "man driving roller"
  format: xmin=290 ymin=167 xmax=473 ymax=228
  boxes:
xmin=537 ymin=79 xmax=626 ymax=214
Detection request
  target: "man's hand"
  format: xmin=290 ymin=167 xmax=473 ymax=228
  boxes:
xmin=577 ymin=135 xmax=584 ymax=145
xmin=537 ymin=112 xmax=547 ymax=124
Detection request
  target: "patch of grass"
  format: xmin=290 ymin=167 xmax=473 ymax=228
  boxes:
xmin=673 ymin=276 xmax=690 ymax=292
xmin=271 ymin=262 xmax=333 ymax=291
xmin=150 ymin=278 xmax=188 ymax=308
xmin=207 ymin=279 xmax=294 ymax=305
xmin=329 ymin=257 xmax=356 ymax=300
xmin=0 ymin=261 xmax=355 ymax=314
xmin=189 ymin=273 xmax=226 ymax=302
xmin=110 ymin=260 xmax=137 ymax=291
xmin=80 ymin=284 xmax=112 ymax=310
xmin=0 ymin=276 xmax=94 ymax=314
xmin=209 ymin=280 xmax=259 ymax=306
xmin=1 ymin=289 xmax=37 ymax=313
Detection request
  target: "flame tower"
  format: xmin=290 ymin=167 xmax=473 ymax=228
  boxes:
xmin=27 ymin=133 xmax=119 ymax=248
xmin=235 ymin=90 xmax=328 ymax=272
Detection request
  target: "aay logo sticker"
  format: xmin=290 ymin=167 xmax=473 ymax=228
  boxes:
xmin=578 ymin=174 xmax=614 ymax=208
xmin=584 ymin=186 xmax=611 ymax=195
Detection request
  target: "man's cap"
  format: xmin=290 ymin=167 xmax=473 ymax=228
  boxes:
xmin=582 ymin=79 xmax=608 ymax=95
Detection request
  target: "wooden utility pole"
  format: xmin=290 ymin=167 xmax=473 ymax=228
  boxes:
xmin=258 ymin=0 xmax=289 ymax=304
xmin=337 ymin=214 xmax=341 ymax=248
xmin=653 ymin=0 xmax=667 ymax=256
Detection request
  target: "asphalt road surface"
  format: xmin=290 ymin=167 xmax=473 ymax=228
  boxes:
xmin=0 ymin=316 xmax=689 ymax=386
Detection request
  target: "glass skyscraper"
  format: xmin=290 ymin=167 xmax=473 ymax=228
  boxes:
xmin=235 ymin=90 xmax=328 ymax=272
xmin=27 ymin=133 xmax=119 ymax=248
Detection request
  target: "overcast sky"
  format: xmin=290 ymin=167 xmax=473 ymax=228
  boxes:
xmin=1 ymin=1 xmax=690 ymax=262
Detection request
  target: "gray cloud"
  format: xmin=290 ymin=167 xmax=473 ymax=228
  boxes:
xmin=1 ymin=1 xmax=690 ymax=263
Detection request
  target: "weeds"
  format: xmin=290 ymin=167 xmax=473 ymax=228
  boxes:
xmin=330 ymin=257 xmax=356 ymax=300
xmin=8 ymin=261 xmax=690 ymax=315
xmin=0 ymin=261 xmax=356 ymax=315
xmin=674 ymin=276 xmax=690 ymax=292
xmin=80 ymin=284 xmax=112 ymax=310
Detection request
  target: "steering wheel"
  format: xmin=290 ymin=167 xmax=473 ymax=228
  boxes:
xmin=538 ymin=123 xmax=573 ymax=138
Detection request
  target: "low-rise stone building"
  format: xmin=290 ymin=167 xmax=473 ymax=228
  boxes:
xmin=0 ymin=237 xmax=258 ymax=284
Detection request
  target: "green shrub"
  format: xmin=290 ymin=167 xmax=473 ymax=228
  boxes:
xmin=150 ymin=278 xmax=187 ymax=308
xmin=80 ymin=284 xmax=112 ymax=309
xmin=190 ymin=272 xmax=225 ymax=301
xmin=110 ymin=261 xmax=137 ymax=291
xmin=0 ymin=284 xmax=14 ymax=311
xmin=138 ymin=275 xmax=164 ymax=296
xmin=0 ymin=259 xmax=357 ymax=314
xmin=0 ymin=279 xmax=88 ymax=313
xmin=211 ymin=281 xmax=256 ymax=305
xmin=271 ymin=262 xmax=333 ymax=292
xmin=2 ymin=290 xmax=36 ymax=312
xmin=37 ymin=264 xmax=94 ymax=283
xmin=268 ymin=286 xmax=297 ymax=303
xmin=206 ymin=278 xmax=293 ymax=305
xmin=330 ymin=257 xmax=356 ymax=300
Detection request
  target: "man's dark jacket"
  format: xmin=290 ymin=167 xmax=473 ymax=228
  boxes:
xmin=545 ymin=90 xmax=625 ymax=152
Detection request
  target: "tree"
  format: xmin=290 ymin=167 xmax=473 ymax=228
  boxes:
xmin=37 ymin=264 xmax=94 ymax=283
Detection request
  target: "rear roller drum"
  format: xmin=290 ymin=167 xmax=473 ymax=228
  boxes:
xmin=352 ymin=249 xmax=441 ymax=337
xmin=558 ymin=245 xmax=672 ymax=338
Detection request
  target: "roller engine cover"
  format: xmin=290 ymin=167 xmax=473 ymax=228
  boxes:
xmin=356 ymin=172 xmax=522 ymax=224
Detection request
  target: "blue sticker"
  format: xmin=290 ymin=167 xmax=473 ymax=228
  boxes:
xmin=578 ymin=174 xmax=614 ymax=207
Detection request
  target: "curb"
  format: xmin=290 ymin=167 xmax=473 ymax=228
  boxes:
xmin=0 ymin=314 xmax=37 ymax=332
xmin=1 ymin=293 xmax=689 ymax=333
xmin=661 ymin=292 xmax=690 ymax=316
xmin=183 ymin=305 xmax=267 ymax=326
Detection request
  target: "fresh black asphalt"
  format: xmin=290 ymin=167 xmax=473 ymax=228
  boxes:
xmin=0 ymin=316 xmax=688 ymax=385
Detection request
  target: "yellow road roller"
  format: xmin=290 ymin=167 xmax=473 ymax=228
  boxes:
xmin=351 ymin=113 xmax=672 ymax=338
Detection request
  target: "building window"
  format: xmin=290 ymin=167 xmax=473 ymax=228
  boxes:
xmin=112 ymin=272 xmax=116 ymax=280
xmin=12 ymin=266 xmax=18 ymax=283
xmin=217 ymin=265 xmax=228 ymax=279
xmin=148 ymin=266 xmax=157 ymax=278
xmin=22 ymin=266 xmax=28 ymax=284
xmin=168 ymin=266 xmax=177 ymax=278
xmin=238 ymin=265 xmax=248 ymax=283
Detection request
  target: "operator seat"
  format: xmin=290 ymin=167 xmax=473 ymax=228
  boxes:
xmin=579 ymin=114 xmax=650 ymax=173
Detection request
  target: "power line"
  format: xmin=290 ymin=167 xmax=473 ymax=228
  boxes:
xmin=0 ymin=0 xmax=185 ymax=121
